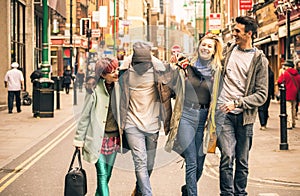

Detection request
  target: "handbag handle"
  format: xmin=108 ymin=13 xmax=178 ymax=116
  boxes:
xmin=68 ymin=147 xmax=83 ymax=171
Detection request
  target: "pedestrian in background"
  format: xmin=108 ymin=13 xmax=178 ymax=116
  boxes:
xmin=30 ymin=65 xmax=42 ymax=82
xmin=63 ymin=66 xmax=72 ymax=94
xmin=279 ymin=63 xmax=286 ymax=76
xmin=277 ymin=60 xmax=300 ymax=129
xmin=119 ymin=41 xmax=172 ymax=196
xmin=258 ymin=66 xmax=275 ymax=130
xmin=4 ymin=62 xmax=24 ymax=114
xmin=165 ymin=33 xmax=223 ymax=196
xmin=295 ymin=59 xmax=300 ymax=117
xmin=76 ymin=68 xmax=85 ymax=92
xmin=216 ymin=16 xmax=268 ymax=195
xmin=73 ymin=57 xmax=122 ymax=196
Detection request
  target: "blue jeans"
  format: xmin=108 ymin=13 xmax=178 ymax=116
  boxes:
xmin=125 ymin=127 xmax=159 ymax=196
xmin=216 ymin=110 xmax=253 ymax=196
xmin=177 ymin=106 xmax=208 ymax=196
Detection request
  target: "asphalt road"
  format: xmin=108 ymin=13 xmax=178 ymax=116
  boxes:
xmin=1 ymin=119 xmax=300 ymax=196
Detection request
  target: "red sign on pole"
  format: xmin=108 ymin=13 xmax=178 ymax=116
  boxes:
xmin=240 ymin=0 xmax=252 ymax=10
xmin=209 ymin=13 xmax=221 ymax=30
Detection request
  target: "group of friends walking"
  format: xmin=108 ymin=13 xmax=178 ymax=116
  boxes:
xmin=72 ymin=15 xmax=269 ymax=196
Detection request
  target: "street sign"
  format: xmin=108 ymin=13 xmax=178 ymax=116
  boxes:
xmin=240 ymin=0 xmax=252 ymax=10
xmin=91 ymin=29 xmax=101 ymax=38
xmin=99 ymin=6 xmax=108 ymax=27
xmin=104 ymin=50 xmax=113 ymax=55
xmin=92 ymin=11 xmax=101 ymax=22
xmin=209 ymin=13 xmax=221 ymax=30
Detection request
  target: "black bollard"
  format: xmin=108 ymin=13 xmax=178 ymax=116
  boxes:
xmin=56 ymin=76 xmax=60 ymax=109
xmin=279 ymin=83 xmax=288 ymax=150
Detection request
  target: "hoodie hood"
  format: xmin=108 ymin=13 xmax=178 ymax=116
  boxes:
xmin=286 ymin=67 xmax=299 ymax=76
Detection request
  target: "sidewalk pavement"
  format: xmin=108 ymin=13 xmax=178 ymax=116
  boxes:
xmin=0 ymin=90 xmax=80 ymax=169
xmin=0 ymin=93 xmax=300 ymax=187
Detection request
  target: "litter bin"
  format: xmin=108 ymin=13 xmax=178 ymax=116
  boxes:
xmin=32 ymin=78 xmax=54 ymax=118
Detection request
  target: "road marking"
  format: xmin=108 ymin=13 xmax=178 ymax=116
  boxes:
xmin=0 ymin=122 xmax=76 ymax=192
xmin=204 ymin=155 xmax=300 ymax=190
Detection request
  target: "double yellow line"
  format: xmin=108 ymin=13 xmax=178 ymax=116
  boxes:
xmin=0 ymin=121 xmax=76 ymax=192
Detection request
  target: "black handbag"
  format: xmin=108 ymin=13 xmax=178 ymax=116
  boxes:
xmin=64 ymin=148 xmax=87 ymax=196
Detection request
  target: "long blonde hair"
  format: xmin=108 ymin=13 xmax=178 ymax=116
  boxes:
xmin=191 ymin=34 xmax=223 ymax=71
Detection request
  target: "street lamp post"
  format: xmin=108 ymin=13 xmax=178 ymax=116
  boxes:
xmin=42 ymin=0 xmax=50 ymax=79
xmin=194 ymin=1 xmax=198 ymax=42
xmin=275 ymin=0 xmax=298 ymax=150
xmin=70 ymin=0 xmax=77 ymax=106
xmin=203 ymin=0 xmax=206 ymax=34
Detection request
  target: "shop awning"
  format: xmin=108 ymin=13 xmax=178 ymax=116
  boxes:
xmin=254 ymin=34 xmax=278 ymax=46
xmin=49 ymin=0 xmax=66 ymax=18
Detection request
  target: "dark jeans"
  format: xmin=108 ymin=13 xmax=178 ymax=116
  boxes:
xmin=64 ymin=83 xmax=70 ymax=94
xmin=258 ymin=96 xmax=271 ymax=126
xmin=216 ymin=110 xmax=253 ymax=196
xmin=8 ymin=91 xmax=21 ymax=112
xmin=177 ymin=106 xmax=208 ymax=196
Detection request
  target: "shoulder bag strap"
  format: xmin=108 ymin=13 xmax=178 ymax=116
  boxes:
xmin=286 ymin=71 xmax=299 ymax=90
xmin=68 ymin=148 xmax=82 ymax=171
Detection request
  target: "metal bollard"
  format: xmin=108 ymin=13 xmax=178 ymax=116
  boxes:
xmin=56 ymin=77 xmax=60 ymax=109
xmin=279 ymin=83 xmax=288 ymax=150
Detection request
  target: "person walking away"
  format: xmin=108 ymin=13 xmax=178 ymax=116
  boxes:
xmin=165 ymin=33 xmax=223 ymax=196
xmin=119 ymin=41 xmax=172 ymax=196
xmin=73 ymin=57 xmax=122 ymax=196
xmin=294 ymin=59 xmax=300 ymax=117
xmin=216 ymin=16 xmax=269 ymax=195
xmin=258 ymin=66 xmax=275 ymax=130
xmin=4 ymin=62 xmax=24 ymax=114
xmin=63 ymin=66 xmax=72 ymax=94
xmin=277 ymin=60 xmax=300 ymax=129
xmin=30 ymin=66 xmax=42 ymax=82
xmin=76 ymin=69 xmax=85 ymax=92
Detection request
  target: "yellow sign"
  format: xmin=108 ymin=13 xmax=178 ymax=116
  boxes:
xmin=105 ymin=34 xmax=114 ymax=46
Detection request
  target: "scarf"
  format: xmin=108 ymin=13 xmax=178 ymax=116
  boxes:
xmin=132 ymin=62 xmax=153 ymax=75
xmin=194 ymin=58 xmax=212 ymax=78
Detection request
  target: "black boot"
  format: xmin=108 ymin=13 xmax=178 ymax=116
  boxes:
xmin=181 ymin=185 xmax=188 ymax=196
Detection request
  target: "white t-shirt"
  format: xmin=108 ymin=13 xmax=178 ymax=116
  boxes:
xmin=218 ymin=46 xmax=255 ymax=113
xmin=125 ymin=67 xmax=160 ymax=132
xmin=4 ymin=68 xmax=24 ymax=91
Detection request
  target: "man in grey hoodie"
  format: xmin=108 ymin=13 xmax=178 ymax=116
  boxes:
xmin=216 ymin=16 xmax=268 ymax=196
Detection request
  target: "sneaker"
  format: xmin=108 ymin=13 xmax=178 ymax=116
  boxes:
xmin=181 ymin=185 xmax=188 ymax=196
xmin=131 ymin=187 xmax=142 ymax=196
xmin=8 ymin=111 xmax=12 ymax=114
xmin=17 ymin=110 xmax=21 ymax=113
xmin=287 ymin=127 xmax=293 ymax=130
